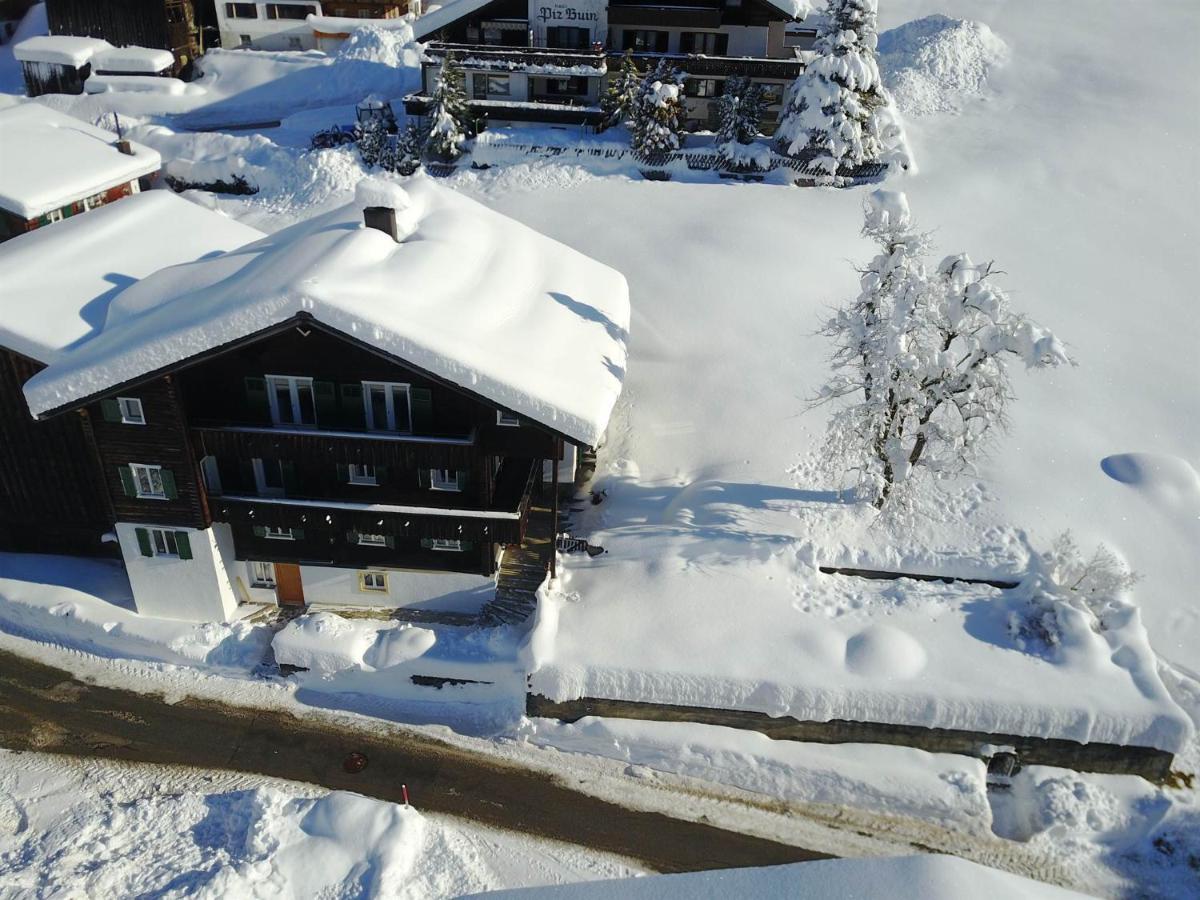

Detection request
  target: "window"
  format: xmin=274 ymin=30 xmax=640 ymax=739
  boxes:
xmin=133 ymin=527 xmax=192 ymax=559
xmin=680 ymin=32 xmax=729 ymax=55
xmin=685 ymin=78 xmax=722 ymax=98
xmin=621 ymin=30 xmax=668 ymax=53
xmin=239 ymin=33 xmax=252 ymax=45
xmin=428 ymin=539 xmax=465 ymax=552
xmin=83 ymin=192 xmax=107 ymax=211
xmin=546 ymin=26 xmax=590 ymax=50
xmin=44 ymin=209 xmax=64 ymax=224
xmin=357 ymin=533 xmax=388 ymax=546
xmin=362 ymin=382 xmax=411 ymax=432
xmin=759 ymin=84 xmax=783 ymax=106
xmin=542 ymin=76 xmax=588 ymax=97
xmin=287 ymin=36 xmax=303 ymax=49
xmin=348 ymin=464 xmax=377 ymax=486
xmin=150 ymin=528 xmax=179 ymax=556
xmin=117 ymin=397 xmax=145 ymax=425
xmin=130 ymin=463 xmax=166 ymax=499
xmin=485 ymin=74 xmax=510 ymax=97
xmin=267 ymin=374 xmax=317 ymax=427
xmin=225 ymin=2 xmax=258 ymax=18
xmin=253 ymin=458 xmax=287 ymax=497
xmin=429 ymin=468 xmax=460 ymax=492
xmin=264 ymin=526 xmax=295 ymax=540
xmin=472 ymin=73 xmax=487 ymax=100
xmin=250 ymin=561 xmax=276 ymax=588
xmin=496 ymin=410 xmax=520 ymax=427
xmin=359 ymin=571 xmax=388 ymax=592
xmin=266 ymin=3 xmax=315 ymax=19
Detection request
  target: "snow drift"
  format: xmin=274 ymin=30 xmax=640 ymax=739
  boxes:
xmin=879 ymin=15 xmax=1010 ymax=115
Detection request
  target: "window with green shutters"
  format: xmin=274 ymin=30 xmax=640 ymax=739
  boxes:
xmin=133 ymin=527 xmax=192 ymax=559
xmin=121 ymin=464 xmax=177 ymax=500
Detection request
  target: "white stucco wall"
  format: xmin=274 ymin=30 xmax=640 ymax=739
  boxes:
xmin=300 ymin=564 xmax=495 ymax=613
xmin=116 ymin=522 xmax=240 ymax=623
xmin=528 ymin=0 xmax=607 ymax=47
xmin=217 ymin=2 xmax=323 ymax=51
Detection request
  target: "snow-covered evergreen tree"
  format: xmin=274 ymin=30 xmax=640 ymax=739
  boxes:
xmin=775 ymin=0 xmax=890 ymax=175
xmin=600 ymin=50 xmax=641 ymax=131
xmin=355 ymin=115 xmax=387 ymax=168
xmin=629 ymin=60 xmax=686 ymax=154
xmin=714 ymin=76 xmax=744 ymax=147
xmin=423 ymin=54 xmax=471 ymax=162
xmin=394 ymin=122 xmax=424 ymax=176
xmin=814 ymin=191 xmax=1071 ymax=509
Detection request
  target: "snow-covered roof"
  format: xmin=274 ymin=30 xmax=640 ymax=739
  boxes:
xmin=91 ymin=45 xmax=176 ymax=73
xmin=307 ymin=13 xmax=415 ymax=36
xmin=412 ymin=0 xmax=495 ymax=41
xmin=0 ymin=103 xmax=161 ymax=219
xmin=24 ymin=176 xmax=631 ymax=446
xmin=0 ymin=191 xmax=264 ymax=365
xmin=13 ymin=35 xmax=112 ymax=67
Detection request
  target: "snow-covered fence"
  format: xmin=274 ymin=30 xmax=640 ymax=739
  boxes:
xmin=470 ymin=134 xmax=888 ymax=185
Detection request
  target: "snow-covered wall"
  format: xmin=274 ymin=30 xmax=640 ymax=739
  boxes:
xmin=298 ymin=565 xmax=495 ymax=614
xmin=116 ymin=523 xmax=240 ymax=623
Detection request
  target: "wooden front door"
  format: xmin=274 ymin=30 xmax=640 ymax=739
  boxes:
xmin=274 ymin=563 xmax=305 ymax=606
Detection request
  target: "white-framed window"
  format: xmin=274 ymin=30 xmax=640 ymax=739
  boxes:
xmin=117 ymin=397 xmax=145 ymax=425
xmin=286 ymin=36 xmax=303 ymax=49
xmin=348 ymin=464 xmax=377 ymax=486
xmin=496 ymin=409 xmax=520 ymax=427
xmin=252 ymin=458 xmax=286 ymax=497
xmin=266 ymin=374 xmax=317 ymax=427
xmin=362 ymin=382 xmax=412 ymax=433
xmin=130 ymin=463 xmax=166 ymax=499
xmin=45 ymin=209 xmax=64 ymax=224
xmin=358 ymin=533 xmax=388 ymax=546
xmin=429 ymin=468 xmax=460 ymax=492
xmin=263 ymin=526 xmax=295 ymax=541
xmin=428 ymin=539 xmax=465 ymax=552
xmin=225 ymin=2 xmax=258 ymax=18
xmin=149 ymin=528 xmax=179 ymax=557
xmin=83 ymin=192 xmax=106 ymax=211
xmin=359 ymin=571 xmax=388 ymax=592
xmin=250 ymin=561 xmax=276 ymax=588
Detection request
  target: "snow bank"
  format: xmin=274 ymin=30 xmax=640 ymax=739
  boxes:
xmin=85 ymin=74 xmax=187 ymax=96
xmin=272 ymin=612 xmax=436 ymax=675
xmin=90 ymin=45 xmax=175 ymax=74
xmin=879 ymin=15 xmax=1010 ymax=115
xmin=0 ymin=553 xmax=272 ymax=670
xmin=0 ymin=190 xmax=263 ymax=364
xmin=12 ymin=34 xmax=109 ymax=67
xmin=470 ymin=854 xmax=1091 ymax=899
xmin=526 ymin=716 xmax=991 ymax=832
xmin=0 ymin=102 xmax=159 ymax=218
xmin=24 ymin=175 xmax=631 ymax=446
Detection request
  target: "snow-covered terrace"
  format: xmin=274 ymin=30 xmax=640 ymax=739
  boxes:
xmin=0 ymin=191 xmax=263 ymax=364
xmin=0 ymin=102 xmax=161 ymax=220
xmin=23 ymin=176 xmax=631 ymax=447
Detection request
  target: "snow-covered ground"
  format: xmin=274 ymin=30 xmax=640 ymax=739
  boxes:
xmin=0 ymin=751 xmax=643 ymax=898
xmin=0 ymin=0 xmax=1197 ymax=896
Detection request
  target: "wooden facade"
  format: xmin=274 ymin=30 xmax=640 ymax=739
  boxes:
xmin=45 ymin=0 xmax=201 ymax=74
xmin=0 ymin=348 xmax=113 ymax=556
xmin=0 ymin=179 xmax=151 ymax=243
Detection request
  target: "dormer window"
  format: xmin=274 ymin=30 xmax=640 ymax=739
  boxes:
xmin=118 ymin=397 xmax=145 ymax=424
xmin=497 ymin=410 xmax=520 ymax=427
xmin=267 ymin=374 xmax=317 ymax=427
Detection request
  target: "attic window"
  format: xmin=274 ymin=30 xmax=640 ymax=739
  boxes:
xmin=117 ymin=397 xmax=145 ymax=425
xmin=496 ymin=410 xmax=520 ymax=427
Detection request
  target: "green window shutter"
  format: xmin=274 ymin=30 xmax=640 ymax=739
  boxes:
xmin=160 ymin=469 xmax=178 ymax=500
xmin=314 ymin=381 xmax=336 ymax=426
xmin=417 ymin=468 xmax=431 ymax=489
xmin=375 ymin=465 xmax=388 ymax=484
xmin=292 ymin=527 xmax=305 ymax=540
xmin=340 ymin=383 xmax=365 ymax=429
xmin=346 ymin=530 xmax=358 ymax=544
xmin=244 ymin=376 xmax=269 ymax=421
xmin=410 ymin=387 xmax=432 ymax=433
xmin=455 ymin=470 xmax=469 ymax=492
xmin=175 ymin=532 xmax=193 ymax=560
xmin=252 ymin=525 xmax=267 ymax=538
xmin=239 ymin=460 xmax=256 ymax=493
xmin=336 ymin=463 xmax=350 ymax=483
xmin=118 ymin=466 xmax=137 ymax=497
xmin=385 ymin=535 xmax=396 ymax=549
xmin=281 ymin=461 xmax=299 ymax=494
xmin=100 ymin=398 xmax=121 ymax=422
xmin=420 ymin=537 xmax=433 ymax=549
xmin=461 ymin=541 xmax=474 ymax=552
xmin=134 ymin=527 xmax=152 ymax=557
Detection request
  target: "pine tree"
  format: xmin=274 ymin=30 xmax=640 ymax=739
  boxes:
xmin=424 ymin=53 xmax=471 ymax=162
xmin=736 ymin=82 xmax=765 ymax=143
xmin=629 ymin=60 xmax=685 ymax=154
xmin=776 ymin=0 xmax=891 ymax=175
xmin=814 ymin=191 xmax=1071 ymax=510
xmin=394 ymin=122 xmax=424 ymax=176
xmin=714 ymin=76 xmax=744 ymax=147
xmin=600 ymin=50 xmax=641 ymax=131
xmin=355 ymin=115 xmax=387 ymax=168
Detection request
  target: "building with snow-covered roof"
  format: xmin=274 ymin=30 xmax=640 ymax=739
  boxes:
xmin=12 ymin=34 xmax=111 ymax=94
xmin=214 ymin=1 xmax=412 ymax=52
xmin=406 ymin=0 xmax=820 ymax=130
xmin=0 ymin=103 xmax=162 ymax=240
xmin=0 ymin=190 xmax=264 ymax=562
xmin=41 ymin=0 xmax=202 ymax=75
xmin=15 ymin=176 xmax=629 ymax=624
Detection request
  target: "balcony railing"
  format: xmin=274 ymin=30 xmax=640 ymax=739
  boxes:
xmin=616 ymin=51 xmax=805 ymax=80
xmin=424 ymin=42 xmax=607 ymax=72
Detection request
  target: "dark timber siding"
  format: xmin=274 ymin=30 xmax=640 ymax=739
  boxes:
xmin=45 ymin=0 xmax=200 ymax=73
xmin=0 ymin=348 xmax=114 ymax=555
xmin=88 ymin=376 xmax=208 ymax=529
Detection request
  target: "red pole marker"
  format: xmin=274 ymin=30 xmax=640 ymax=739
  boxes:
xmin=402 ymin=784 xmax=410 ymax=807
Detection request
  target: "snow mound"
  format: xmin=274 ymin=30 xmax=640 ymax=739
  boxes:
xmin=272 ymin=612 xmax=435 ymax=675
xmin=333 ymin=23 xmax=419 ymax=69
xmin=879 ymin=15 xmax=1009 ymax=115
xmin=1101 ymin=453 xmax=1200 ymax=515
xmin=843 ymin=624 xmax=927 ymax=679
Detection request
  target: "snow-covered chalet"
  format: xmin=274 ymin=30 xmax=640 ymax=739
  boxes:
xmin=0 ymin=176 xmax=630 ymax=624
xmin=405 ymin=0 xmax=819 ymax=131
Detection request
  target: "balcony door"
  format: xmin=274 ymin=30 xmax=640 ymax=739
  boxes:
xmin=363 ymin=382 xmax=412 ymax=433
xmin=253 ymin=458 xmax=286 ymax=497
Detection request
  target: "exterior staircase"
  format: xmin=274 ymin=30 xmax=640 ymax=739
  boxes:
xmin=480 ymin=500 xmax=556 ymax=626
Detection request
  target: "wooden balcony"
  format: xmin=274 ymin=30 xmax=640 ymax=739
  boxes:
xmin=617 ymin=52 xmax=804 ymax=81
xmin=423 ymin=42 xmax=607 ymax=73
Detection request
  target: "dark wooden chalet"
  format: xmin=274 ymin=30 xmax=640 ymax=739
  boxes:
xmin=45 ymin=0 xmax=202 ymax=74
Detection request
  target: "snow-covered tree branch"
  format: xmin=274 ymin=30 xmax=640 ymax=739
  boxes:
xmin=814 ymin=190 xmax=1072 ymax=509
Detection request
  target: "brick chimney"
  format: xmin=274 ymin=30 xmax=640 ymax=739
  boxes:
xmin=363 ymin=206 xmax=399 ymax=242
